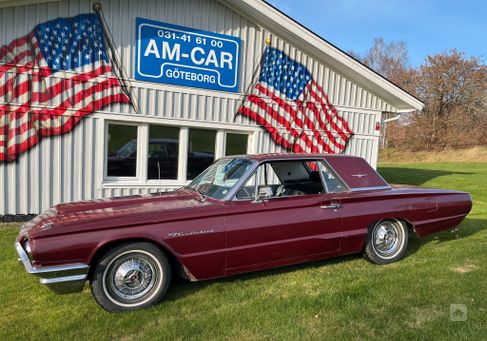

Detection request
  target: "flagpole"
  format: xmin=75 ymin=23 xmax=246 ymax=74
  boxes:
xmin=92 ymin=2 xmax=140 ymax=115
xmin=234 ymin=34 xmax=273 ymax=123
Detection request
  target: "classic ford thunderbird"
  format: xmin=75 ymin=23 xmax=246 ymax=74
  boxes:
xmin=15 ymin=154 xmax=472 ymax=312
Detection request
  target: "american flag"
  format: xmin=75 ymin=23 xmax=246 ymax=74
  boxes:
xmin=0 ymin=13 xmax=130 ymax=161
xmin=239 ymin=47 xmax=353 ymax=154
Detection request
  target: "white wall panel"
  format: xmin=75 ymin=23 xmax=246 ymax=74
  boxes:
xmin=1 ymin=0 xmax=394 ymax=215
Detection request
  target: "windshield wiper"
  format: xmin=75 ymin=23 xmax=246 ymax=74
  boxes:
xmin=183 ymin=185 xmax=206 ymax=202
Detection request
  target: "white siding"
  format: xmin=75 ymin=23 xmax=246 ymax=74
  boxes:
xmin=0 ymin=0 xmax=393 ymax=215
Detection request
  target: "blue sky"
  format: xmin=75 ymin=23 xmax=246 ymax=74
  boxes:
xmin=266 ymin=0 xmax=487 ymax=66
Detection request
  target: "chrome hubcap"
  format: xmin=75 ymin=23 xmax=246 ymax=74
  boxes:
xmin=108 ymin=256 xmax=157 ymax=301
xmin=373 ymin=221 xmax=403 ymax=258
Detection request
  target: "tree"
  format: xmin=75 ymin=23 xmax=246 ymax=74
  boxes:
xmin=354 ymin=38 xmax=419 ymax=94
xmin=351 ymin=40 xmax=487 ymax=151
xmin=408 ymin=50 xmax=487 ymax=150
xmin=350 ymin=38 xmax=419 ymax=148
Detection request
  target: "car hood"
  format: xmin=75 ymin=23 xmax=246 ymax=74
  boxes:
xmin=22 ymin=189 xmax=220 ymax=239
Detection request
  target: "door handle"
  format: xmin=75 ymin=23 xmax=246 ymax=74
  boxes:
xmin=320 ymin=202 xmax=341 ymax=209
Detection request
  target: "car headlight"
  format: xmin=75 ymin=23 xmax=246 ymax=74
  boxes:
xmin=24 ymin=239 xmax=33 ymax=262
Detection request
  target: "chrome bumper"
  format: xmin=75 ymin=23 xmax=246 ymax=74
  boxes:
xmin=15 ymin=242 xmax=89 ymax=294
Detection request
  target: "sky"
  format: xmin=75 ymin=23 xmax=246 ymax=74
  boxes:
xmin=266 ymin=0 xmax=487 ymax=67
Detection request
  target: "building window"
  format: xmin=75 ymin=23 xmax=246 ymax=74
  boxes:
xmin=148 ymin=125 xmax=180 ymax=180
xmin=225 ymin=132 xmax=248 ymax=155
xmin=106 ymin=124 xmax=138 ymax=177
xmin=104 ymin=122 xmax=252 ymax=183
xmin=187 ymin=128 xmax=216 ymax=180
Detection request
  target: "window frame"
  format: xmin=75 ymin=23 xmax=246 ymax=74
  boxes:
xmin=102 ymin=118 xmax=253 ymax=186
xmin=232 ymin=159 xmax=329 ymax=201
xmin=186 ymin=127 xmax=218 ymax=181
xmin=231 ymin=158 xmax=351 ymax=201
xmin=224 ymin=131 xmax=250 ymax=156
xmin=104 ymin=121 xmax=144 ymax=182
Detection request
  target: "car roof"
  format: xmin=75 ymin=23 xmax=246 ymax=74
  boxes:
xmin=225 ymin=153 xmax=389 ymax=191
xmin=227 ymin=153 xmax=362 ymax=162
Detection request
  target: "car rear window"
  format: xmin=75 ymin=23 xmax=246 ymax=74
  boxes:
xmin=325 ymin=156 xmax=389 ymax=190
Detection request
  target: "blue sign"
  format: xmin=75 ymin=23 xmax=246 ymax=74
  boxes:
xmin=135 ymin=18 xmax=240 ymax=92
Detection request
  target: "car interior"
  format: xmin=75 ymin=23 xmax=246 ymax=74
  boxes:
xmin=236 ymin=160 xmax=346 ymax=200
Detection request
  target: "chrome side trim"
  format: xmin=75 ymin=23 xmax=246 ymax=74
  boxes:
xmin=40 ymin=275 xmax=88 ymax=284
xmin=350 ymin=186 xmax=392 ymax=192
xmin=15 ymin=242 xmax=89 ymax=294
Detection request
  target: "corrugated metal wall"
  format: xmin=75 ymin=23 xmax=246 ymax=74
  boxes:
xmin=0 ymin=0 xmax=394 ymax=215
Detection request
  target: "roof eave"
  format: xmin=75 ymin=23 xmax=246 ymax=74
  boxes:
xmin=221 ymin=0 xmax=424 ymax=112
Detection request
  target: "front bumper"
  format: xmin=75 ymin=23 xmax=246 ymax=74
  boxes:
xmin=15 ymin=242 xmax=89 ymax=294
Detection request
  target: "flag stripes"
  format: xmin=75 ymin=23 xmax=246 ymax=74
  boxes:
xmin=238 ymin=47 xmax=353 ymax=154
xmin=0 ymin=13 xmax=130 ymax=161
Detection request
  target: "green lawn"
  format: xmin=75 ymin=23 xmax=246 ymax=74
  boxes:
xmin=1 ymin=162 xmax=486 ymax=340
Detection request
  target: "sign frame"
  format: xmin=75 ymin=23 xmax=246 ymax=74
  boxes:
xmin=135 ymin=17 xmax=241 ymax=93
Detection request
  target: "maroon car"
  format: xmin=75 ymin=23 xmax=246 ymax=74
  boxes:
xmin=15 ymin=154 xmax=472 ymax=312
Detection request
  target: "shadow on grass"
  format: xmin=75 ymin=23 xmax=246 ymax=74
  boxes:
xmin=165 ymin=253 xmax=360 ymax=302
xmin=378 ymin=167 xmax=472 ymax=186
xmin=164 ymin=216 xmax=486 ymax=303
xmin=407 ymin=217 xmax=486 ymax=254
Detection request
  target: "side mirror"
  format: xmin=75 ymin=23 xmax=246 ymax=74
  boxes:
xmin=252 ymin=186 xmax=273 ymax=203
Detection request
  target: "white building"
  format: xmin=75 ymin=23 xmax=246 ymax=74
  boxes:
xmin=0 ymin=0 xmax=423 ymax=217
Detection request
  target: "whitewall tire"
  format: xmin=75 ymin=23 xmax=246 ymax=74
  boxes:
xmin=90 ymin=242 xmax=171 ymax=312
xmin=363 ymin=219 xmax=408 ymax=264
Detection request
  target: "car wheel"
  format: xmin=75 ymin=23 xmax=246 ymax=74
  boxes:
xmin=363 ymin=219 xmax=408 ymax=264
xmin=90 ymin=242 xmax=171 ymax=312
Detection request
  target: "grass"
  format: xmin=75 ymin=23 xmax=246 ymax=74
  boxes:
xmin=1 ymin=162 xmax=486 ymax=340
xmin=379 ymin=146 xmax=487 ymax=163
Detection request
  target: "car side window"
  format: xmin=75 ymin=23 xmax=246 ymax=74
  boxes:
xmin=236 ymin=160 xmax=326 ymax=199
xmin=236 ymin=172 xmax=257 ymax=199
xmin=318 ymin=162 xmax=347 ymax=193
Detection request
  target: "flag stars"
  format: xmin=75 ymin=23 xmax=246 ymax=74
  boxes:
xmin=35 ymin=15 xmax=109 ymax=70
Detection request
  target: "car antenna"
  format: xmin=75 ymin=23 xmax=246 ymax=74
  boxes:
xmin=157 ymin=161 xmax=162 ymax=197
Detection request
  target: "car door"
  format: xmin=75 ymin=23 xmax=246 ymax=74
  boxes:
xmin=224 ymin=160 xmax=344 ymax=273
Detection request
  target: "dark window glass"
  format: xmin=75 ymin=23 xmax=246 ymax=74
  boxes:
xmin=107 ymin=124 xmax=138 ymax=177
xmin=187 ymin=129 xmax=216 ymax=180
xmin=318 ymin=162 xmax=347 ymax=193
xmin=148 ymin=126 xmax=180 ymax=180
xmin=225 ymin=133 xmax=248 ymax=155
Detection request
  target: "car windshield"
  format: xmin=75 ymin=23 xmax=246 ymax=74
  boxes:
xmin=187 ymin=158 xmax=253 ymax=200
